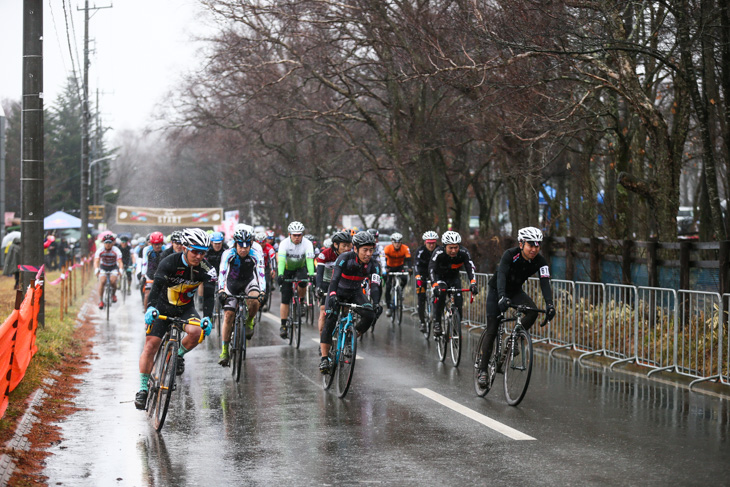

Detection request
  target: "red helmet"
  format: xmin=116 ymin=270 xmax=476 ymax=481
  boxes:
xmin=150 ymin=231 xmax=164 ymax=244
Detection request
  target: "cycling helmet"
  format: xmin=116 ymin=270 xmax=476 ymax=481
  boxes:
xmin=120 ymin=235 xmax=129 ymax=242
xmin=149 ymin=232 xmax=164 ymax=245
xmin=182 ymin=228 xmax=210 ymax=250
xmin=255 ymin=231 xmax=266 ymax=243
xmin=102 ymin=234 xmax=115 ymax=243
xmin=331 ymin=231 xmax=352 ymax=245
xmin=366 ymin=228 xmax=379 ymax=238
xmin=517 ymin=226 xmax=543 ymax=243
xmin=265 ymin=230 xmax=275 ymax=239
xmin=352 ymin=231 xmax=376 ymax=248
xmin=422 ymin=230 xmax=439 ymax=242
xmin=288 ymin=221 xmax=305 ymax=234
xmin=233 ymin=227 xmax=253 ymax=247
xmin=323 ymin=238 xmax=332 ymax=248
xmin=169 ymin=230 xmax=184 ymax=244
xmin=210 ymin=231 xmax=224 ymax=243
xmin=236 ymin=223 xmax=254 ymax=233
xmin=441 ymin=230 xmax=461 ymax=245
xmin=391 ymin=232 xmax=403 ymax=243
xmin=304 ymin=234 xmax=315 ymax=241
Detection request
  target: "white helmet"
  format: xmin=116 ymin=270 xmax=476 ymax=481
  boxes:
xmin=422 ymin=231 xmax=439 ymax=241
xmin=182 ymin=228 xmax=210 ymax=250
xmin=288 ymin=221 xmax=305 ymax=234
xmin=236 ymin=223 xmax=254 ymax=234
xmin=323 ymin=238 xmax=332 ymax=248
xmin=255 ymin=231 xmax=266 ymax=242
xmin=517 ymin=226 xmax=543 ymax=243
xmin=441 ymin=231 xmax=461 ymax=245
xmin=391 ymin=232 xmax=403 ymax=243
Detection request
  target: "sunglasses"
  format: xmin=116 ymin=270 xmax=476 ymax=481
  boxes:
xmin=525 ymin=241 xmax=541 ymax=247
xmin=188 ymin=248 xmax=207 ymax=256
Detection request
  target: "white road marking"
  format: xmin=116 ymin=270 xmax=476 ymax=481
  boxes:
xmin=412 ymin=388 xmax=535 ymax=440
xmin=311 ymin=338 xmax=365 ymax=359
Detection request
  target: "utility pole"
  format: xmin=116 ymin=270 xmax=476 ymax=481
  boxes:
xmin=21 ymin=0 xmax=44 ymax=321
xmin=78 ymin=1 xmax=112 ymax=256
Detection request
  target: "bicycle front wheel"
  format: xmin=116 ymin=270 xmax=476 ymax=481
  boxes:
xmin=436 ymin=320 xmax=447 ymax=363
xmin=503 ymin=328 xmax=533 ymax=406
xmin=336 ymin=325 xmax=357 ymax=398
xmin=105 ymin=284 xmax=111 ymax=321
xmin=153 ymin=341 xmax=178 ymax=431
xmin=395 ymin=289 xmax=403 ymax=327
xmin=146 ymin=336 xmax=167 ymax=419
xmin=232 ymin=316 xmax=245 ymax=382
xmin=450 ymin=309 xmax=462 ymax=367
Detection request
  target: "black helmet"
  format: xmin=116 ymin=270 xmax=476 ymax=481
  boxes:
xmin=331 ymin=231 xmax=352 ymax=245
xmin=352 ymin=231 xmax=376 ymax=248
xmin=366 ymin=228 xmax=379 ymax=238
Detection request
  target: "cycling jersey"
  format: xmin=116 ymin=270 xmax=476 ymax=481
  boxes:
xmin=206 ymin=243 xmax=229 ymax=272
xmin=261 ymin=242 xmax=276 ymax=270
xmin=217 ymin=247 xmax=265 ymax=296
xmin=315 ymin=247 xmax=339 ymax=290
xmin=117 ymin=244 xmax=133 ymax=267
xmin=429 ymin=246 xmax=476 ymax=283
xmin=327 ymin=251 xmax=382 ymax=303
xmin=384 ymin=243 xmax=412 ymax=269
xmin=415 ymin=244 xmax=434 ymax=277
xmin=488 ymin=247 xmax=553 ymax=303
xmin=159 ymin=246 xmax=179 ymax=260
xmin=277 ymin=237 xmax=315 ymax=275
xmin=148 ymin=252 xmax=217 ymax=315
xmin=94 ymin=246 xmax=122 ymax=271
xmin=373 ymin=243 xmax=386 ymax=273
xmin=140 ymin=245 xmax=167 ymax=280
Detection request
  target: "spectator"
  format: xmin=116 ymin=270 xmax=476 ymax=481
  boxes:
xmin=4 ymin=237 xmax=21 ymax=289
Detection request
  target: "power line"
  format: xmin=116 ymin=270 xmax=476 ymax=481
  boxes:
xmin=61 ymin=0 xmax=82 ymax=100
xmin=47 ymin=0 xmax=70 ymax=80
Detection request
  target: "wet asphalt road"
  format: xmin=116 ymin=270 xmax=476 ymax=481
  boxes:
xmin=42 ymin=290 xmax=730 ymax=486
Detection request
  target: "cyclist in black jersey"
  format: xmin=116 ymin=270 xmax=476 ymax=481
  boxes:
xmin=159 ymin=230 xmax=184 ymax=260
xmin=414 ymin=230 xmax=439 ymax=332
xmin=204 ymin=231 xmax=228 ymax=319
xmin=429 ymin=231 xmax=478 ymax=337
xmin=134 ymin=228 xmax=216 ymax=410
xmin=319 ymin=231 xmax=382 ymax=374
xmin=117 ymin=236 xmax=134 ymax=287
xmin=477 ymin=226 xmax=556 ymax=387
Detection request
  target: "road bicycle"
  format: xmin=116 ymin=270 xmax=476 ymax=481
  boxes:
xmin=99 ymin=271 xmax=115 ymax=321
xmin=304 ymin=282 xmax=317 ymax=327
xmin=145 ymin=313 xmax=206 ymax=431
xmin=473 ymin=304 xmax=548 ymax=406
xmin=435 ymin=288 xmax=473 ymax=367
xmin=322 ymin=302 xmax=367 ymax=398
xmin=214 ymin=294 xmax=223 ymax=337
xmin=227 ymin=293 xmax=258 ymax=382
xmin=283 ymin=279 xmax=305 ymax=349
xmin=387 ymin=271 xmax=410 ymax=327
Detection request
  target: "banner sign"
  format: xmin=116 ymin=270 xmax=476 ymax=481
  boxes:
xmin=116 ymin=206 xmax=223 ymax=227
xmin=224 ymin=210 xmax=240 ymax=224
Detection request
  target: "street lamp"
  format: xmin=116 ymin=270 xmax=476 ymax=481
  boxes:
xmin=87 ymin=154 xmax=118 ymax=186
xmin=102 ymin=189 xmax=118 ymax=200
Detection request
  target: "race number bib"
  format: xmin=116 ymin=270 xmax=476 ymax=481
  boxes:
xmin=371 ymin=273 xmax=382 ymax=285
xmin=540 ymin=266 xmax=550 ymax=278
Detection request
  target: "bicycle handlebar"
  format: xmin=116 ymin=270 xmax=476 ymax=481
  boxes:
xmin=338 ymin=302 xmax=373 ymax=310
xmin=154 ymin=313 xmax=207 ymax=343
xmin=507 ymin=304 xmax=550 ymax=327
xmin=387 ymin=272 xmax=410 ymax=276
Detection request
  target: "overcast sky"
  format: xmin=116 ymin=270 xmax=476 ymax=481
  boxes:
xmin=0 ymin=0 xmax=214 ymax=135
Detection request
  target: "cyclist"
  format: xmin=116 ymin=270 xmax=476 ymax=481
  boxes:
xmin=315 ymin=231 xmax=352 ymax=339
xmin=414 ymin=231 xmax=439 ymax=332
xmin=383 ymin=232 xmax=412 ymax=317
xmin=116 ymin=236 xmax=134 ymax=293
xmin=276 ymin=221 xmax=315 ymax=339
xmin=367 ymin=228 xmax=386 ymax=273
xmin=140 ymin=231 xmax=166 ymax=310
xmin=160 ymin=230 xmax=184 ymax=259
xmin=476 ymin=226 xmax=556 ymax=387
xmin=429 ymin=230 xmax=478 ymax=337
xmin=203 ymin=231 xmax=228 ymax=319
xmin=319 ymin=231 xmax=383 ymax=374
xmin=257 ymin=231 xmax=277 ymax=283
xmin=134 ymin=228 xmax=216 ymax=409
xmin=217 ymin=227 xmax=264 ymax=366
xmin=94 ymin=234 xmax=124 ymax=309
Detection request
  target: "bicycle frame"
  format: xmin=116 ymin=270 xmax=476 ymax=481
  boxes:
xmin=283 ymin=279 xmax=307 ymax=348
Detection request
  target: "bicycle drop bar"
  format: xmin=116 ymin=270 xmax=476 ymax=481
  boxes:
xmin=508 ymin=304 xmax=549 ymax=327
xmin=444 ymin=288 xmax=475 ymax=303
xmin=338 ymin=302 xmax=372 ymax=311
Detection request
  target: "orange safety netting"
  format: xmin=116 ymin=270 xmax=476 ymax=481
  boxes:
xmin=0 ymin=282 xmax=43 ymax=418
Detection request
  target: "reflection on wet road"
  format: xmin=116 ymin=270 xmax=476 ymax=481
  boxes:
xmin=43 ymin=291 xmax=730 ymax=485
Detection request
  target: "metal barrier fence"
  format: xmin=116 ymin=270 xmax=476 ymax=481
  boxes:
xmin=450 ymin=272 xmax=730 ymax=390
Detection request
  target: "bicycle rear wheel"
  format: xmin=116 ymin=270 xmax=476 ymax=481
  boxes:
xmin=474 ymin=329 xmax=498 ymax=397
xmin=336 ymin=325 xmax=357 ymax=398
xmin=231 ymin=315 xmax=245 ymax=382
xmin=294 ymin=308 xmax=302 ymax=349
xmin=146 ymin=336 xmax=167 ymax=418
xmin=436 ymin=319 xmax=447 ymax=363
xmin=322 ymin=327 xmax=339 ymax=390
xmin=450 ymin=309 xmax=462 ymax=367
xmin=424 ymin=298 xmax=432 ymax=340
xmin=153 ymin=341 xmax=178 ymax=431
xmin=503 ymin=328 xmax=533 ymax=406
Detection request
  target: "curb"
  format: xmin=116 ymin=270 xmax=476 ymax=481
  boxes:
xmin=0 ymin=373 xmax=58 ymax=486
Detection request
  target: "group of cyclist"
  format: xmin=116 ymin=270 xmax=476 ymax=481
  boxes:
xmin=95 ymin=218 xmax=556 ymax=410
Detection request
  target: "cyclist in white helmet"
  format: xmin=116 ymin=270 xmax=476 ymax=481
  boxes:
xmin=476 ymin=226 xmax=556 ymax=388
xmin=276 ymin=221 xmax=315 ymax=338
xmin=414 ymin=231 xmax=439 ymax=332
